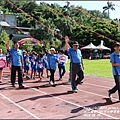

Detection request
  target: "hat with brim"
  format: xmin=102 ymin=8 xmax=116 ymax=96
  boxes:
xmin=50 ymin=48 xmax=55 ymax=51
xmin=73 ymin=41 xmax=79 ymax=46
xmin=114 ymin=42 xmax=120 ymax=47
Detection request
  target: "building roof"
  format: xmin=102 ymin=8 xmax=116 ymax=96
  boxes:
xmin=0 ymin=21 xmax=10 ymax=27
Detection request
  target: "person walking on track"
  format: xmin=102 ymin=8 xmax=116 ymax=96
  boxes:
xmin=65 ymin=36 xmax=84 ymax=93
xmin=58 ymin=50 xmax=68 ymax=81
xmin=7 ymin=40 xmax=24 ymax=89
xmin=109 ymin=42 xmax=120 ymax=100
xmin=47 ymin=48 xmax=58 ymax=86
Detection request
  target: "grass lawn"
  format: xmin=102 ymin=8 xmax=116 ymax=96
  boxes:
xmin=65 ymin=59 xmax=113 ymax=78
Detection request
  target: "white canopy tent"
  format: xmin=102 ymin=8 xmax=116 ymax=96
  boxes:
xmin=81 ymin=42 xmax=98 ymax=50
xmin=97 ymin=40 xmax=111 ymax=51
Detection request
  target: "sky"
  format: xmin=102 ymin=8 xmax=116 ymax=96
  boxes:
xmin=36 ymin=1 xmax=120 ymax=20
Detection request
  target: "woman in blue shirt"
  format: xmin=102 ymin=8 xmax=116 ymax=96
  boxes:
xmin=47 ymin=48 xmax=58 ymax=86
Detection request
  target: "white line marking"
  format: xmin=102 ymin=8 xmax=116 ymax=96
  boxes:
xmin=62 ymin=76 xmax=112 ymax=89
xmin=24 ymin=85 xmax=118 ymax=119
xmin=61 ymin=77 xmax=119 ymax=101
xmin=61 ymin=84 xmax=119 ymax=101
xmin=82 ymin=82 xmax=110 ymax=89
xmin=0 ymin=92 xmax=40 ymax=119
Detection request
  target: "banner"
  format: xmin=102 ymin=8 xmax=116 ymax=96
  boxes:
xmin=0 ymin=56 xmax=6 ymax=68
xmin=18 ymin=38 xmax=40 ymax=46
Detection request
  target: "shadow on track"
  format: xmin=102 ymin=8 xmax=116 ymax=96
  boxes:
xmin=71 ymin=98 xmax=120 ymax=113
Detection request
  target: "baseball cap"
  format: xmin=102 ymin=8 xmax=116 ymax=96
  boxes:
xmin=50 ymin=48 xmax=55 ymax=51
xmin=114 ymin=42 xmax=120 ymax=47
xmin=73 ymin=41 xmax=79 ymax=45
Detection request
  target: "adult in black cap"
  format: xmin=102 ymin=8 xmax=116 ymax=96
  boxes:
xmin=6 ymin=39 xmax=24 ymax=89
xmin=109 ymin=42 xmax=120 ymax=100
xmin=65 ymin=36 xmax=84 ymax=93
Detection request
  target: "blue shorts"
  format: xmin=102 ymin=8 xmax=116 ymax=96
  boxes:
xmin=32 ymin=66 xmax=37 ymax=72
xmin=0 ymin=68 xmax=3 ymax=70
xmin=24 ymin=63 xmax=26 ymax=70
xmin=26 ymin=65 xmax=30 ymax=71
xmin=45 ymin=62 xmax=49 ymax=69
xmin=37 ymin=68 xmax=44 ymax=73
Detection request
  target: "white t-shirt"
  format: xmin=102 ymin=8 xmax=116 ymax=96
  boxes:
xmin=58 ymin=54 xmax=68 ymax=63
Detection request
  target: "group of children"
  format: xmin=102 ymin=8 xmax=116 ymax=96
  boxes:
xmin=22 ymin=48 xmax=68 ymax=85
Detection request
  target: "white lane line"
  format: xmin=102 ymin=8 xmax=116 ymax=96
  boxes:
xmin=61 ymin=84 xmax=119 ymax=101
xmin=0 ymin=92 xmax=40 ymax=119
xmin=24 ymin=85 xmax=118 ymax=119
xmin=62 ymin=76 xmax=112 ymax=89
xmin=62 ymin=77 xmax=119 ymax=100
xmin=80 ymin=82 xmax=110 ymax=89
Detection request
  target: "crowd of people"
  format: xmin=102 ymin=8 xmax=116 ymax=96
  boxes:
xmin=0 ymin=37 xmax=120 ymax=100
xmin=5 ymin=39 xmax=70 ymax=88
xmin=0 ymin=37 xmax=84 ymax=93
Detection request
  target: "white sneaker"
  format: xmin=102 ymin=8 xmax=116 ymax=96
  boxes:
xmin=73 ymin=89 xmax=78 ymax=93
xmin=108 ymin=90 xmax=112 ymax=99
xmin=54 ymin=81 xmax=56 ymax=85
xmin=49 ymin=81 xmax=54 ymax=85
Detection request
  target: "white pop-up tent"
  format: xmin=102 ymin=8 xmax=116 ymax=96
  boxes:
xmin=81 ymin=42 xmax=98 ymax=50
xmin=97 ymin=40 xmax=111 ymax=51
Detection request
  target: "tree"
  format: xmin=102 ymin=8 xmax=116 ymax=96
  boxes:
xmin=103 ymin=1 xmax=115 ymax=18
xmin=0 ymin=30 xmax=11 ymax=53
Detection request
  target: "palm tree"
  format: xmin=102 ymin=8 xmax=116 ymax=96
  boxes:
xmin=103 ymin=1 xmax=115 ymax=18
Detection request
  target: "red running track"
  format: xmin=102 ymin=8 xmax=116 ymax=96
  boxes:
xmin=0 ymin=68 xmax=120 ymax=119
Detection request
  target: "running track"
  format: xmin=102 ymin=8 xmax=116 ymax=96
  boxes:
xmin=0 ymin=68 xmax=120 ymax=119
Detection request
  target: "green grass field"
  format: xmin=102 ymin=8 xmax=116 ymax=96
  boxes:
xmin=65 ymin=59 xmax=113 ymax=78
